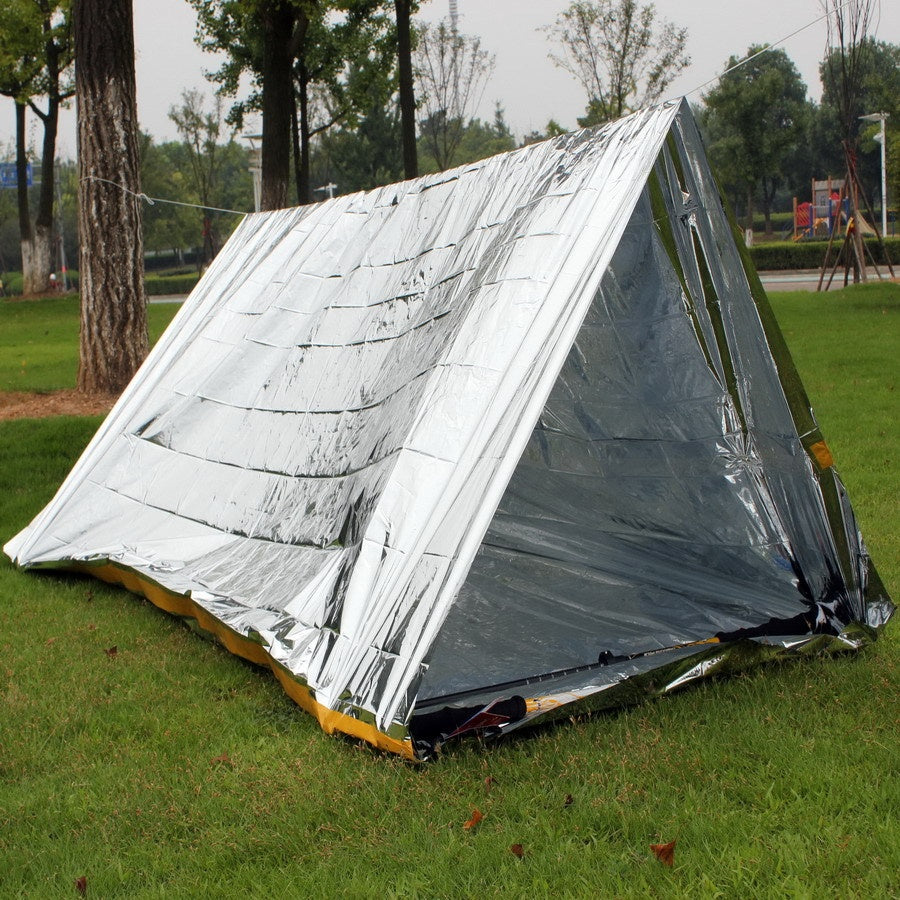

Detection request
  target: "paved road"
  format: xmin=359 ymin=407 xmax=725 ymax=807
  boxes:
xmin=148 ymin=294 xmax=189 ymax=304
xmin=758 ymin=268 xmax=897 ymax=292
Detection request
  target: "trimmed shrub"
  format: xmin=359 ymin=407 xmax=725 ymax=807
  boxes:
xmin=145 ymin=273 xmax=200 ymax=296
xmin=751 ymin=237 xmax=900 ymax=270
xmin=0 ymin=271 xmax=79 ymax=295
xmin=3 ymin=271 xmax=197 ymax=297
xmin=1 ymin=272 xmax=23 ymax=295
xmin=144 ymin=250 xmax=200 ymax=272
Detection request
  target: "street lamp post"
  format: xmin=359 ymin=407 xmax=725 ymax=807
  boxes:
xmin=860 ymin=112 xmax=888 ymax=237
xmin=314 ymin=183 xmax=338 ymax=200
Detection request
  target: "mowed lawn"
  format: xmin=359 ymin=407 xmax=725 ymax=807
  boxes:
xmin=0 ymin=297 xmax=178 ymax=393
xmin=0 ymin=286 xmax=897 ymax=897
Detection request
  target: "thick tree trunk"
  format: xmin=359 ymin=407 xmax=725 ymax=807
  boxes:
xmin=260 ymin=1 xmax=296 ymax=210
xmin=75 ymin=0 xmax=148 ymax=394
xmin=395 ymin=0 xmax=418 ymax=179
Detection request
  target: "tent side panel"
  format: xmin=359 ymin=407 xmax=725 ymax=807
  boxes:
xmin=411 ymin=100 xmax=892 ymax=749
xmin=419 ymin=185 xmax=814 ymax=701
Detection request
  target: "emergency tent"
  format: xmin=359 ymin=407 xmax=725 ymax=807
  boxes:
xmin=6 ymin=100 xmax=892 ymax=759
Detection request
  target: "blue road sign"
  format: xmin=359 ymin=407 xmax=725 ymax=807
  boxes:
xmin=0 ymin=163 xmax=32 ymax=188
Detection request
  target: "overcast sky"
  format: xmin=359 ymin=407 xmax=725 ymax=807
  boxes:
xmin=1 ymin=0 xmax=898 ymax=161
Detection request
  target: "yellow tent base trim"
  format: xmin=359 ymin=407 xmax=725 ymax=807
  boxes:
xmin=73 ymin=562 xmax=416 ymax=761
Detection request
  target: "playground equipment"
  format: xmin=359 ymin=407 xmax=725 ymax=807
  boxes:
xmin=793 ymin=179 xmax=849 ymax=239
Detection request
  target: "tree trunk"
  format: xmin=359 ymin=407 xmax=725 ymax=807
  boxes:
xmin=75 ymin=0 xmax=148 ymax=394
xmin=746 ymin=185 xmax=755 ymax=232
xmin=32 ymin=48 xmax=63 ymax=292
xmin=260 ymin=0 xmax=296 ymax=210
xmin=15 ymin=102 xmax=35 ymax=291
xmin=762 ymin=176 xmax=776 ymax=239
xmin=21 ymin=226 xmax=54 ymax=296
xmin=395 ymin=0 xmax=418 ymax=179
xmin=25 ymin=92 xmax=62 ymax=295
xmin=298 ymin=65 xmax=311 ymax=205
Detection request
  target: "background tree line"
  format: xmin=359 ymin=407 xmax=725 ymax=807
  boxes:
xmin=1 ymin=0 xmax=898 ymax=295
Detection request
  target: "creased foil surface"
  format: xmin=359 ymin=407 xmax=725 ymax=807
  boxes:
xmin=6 ymin=100 xmax=891 ymax=747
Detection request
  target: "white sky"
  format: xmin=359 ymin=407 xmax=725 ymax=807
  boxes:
xmin=1 ymin=0 xmax=898 ymax=160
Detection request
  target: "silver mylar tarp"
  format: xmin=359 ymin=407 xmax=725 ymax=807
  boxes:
xmin=6 ymin=100 xmax=893 ymax=759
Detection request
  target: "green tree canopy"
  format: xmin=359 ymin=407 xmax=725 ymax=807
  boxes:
xmin=0 ymin=0 xmax=46 ymax=101
xmin=0 ymin=0 xmax=73 ymax=292
xmin=818 ymin=39 xmax=900 ymax=208
xmin=140 ymin=134 xmax=251 ymax=264
xmin=701 ymin=46 xmax=809 ymax=233
xmin=189 ymin=0 xmax=396 ymax=206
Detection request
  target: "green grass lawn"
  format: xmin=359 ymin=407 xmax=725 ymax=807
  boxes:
xmin=0 ymin=298 xmax=179 ymax=392
xmin=0 ymin=286 xmax=897 ymax=896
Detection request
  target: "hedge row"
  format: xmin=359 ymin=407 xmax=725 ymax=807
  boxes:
xmin=4 ymin=240 xmax=897 ymax=296
xmin=144 ymin=273 xmax=200 ymax=296
xmin=750 ymin=237 xmax=900 ymax=271
xmin=0 ymin=270 xmax=80 ymax=295
xmin=145 ymin=250 xmax=200 ymax=272
xmin=1 ymin=271 xmax=199 ymax=297
xmin=148 ymin=245 xmax=899 ymax=280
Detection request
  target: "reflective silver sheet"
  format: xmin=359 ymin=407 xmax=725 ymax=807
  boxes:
xmin=7 ymin=104 xmax=681 ymax=730
xmin=6 ymin=100 xmax=891 ymax=751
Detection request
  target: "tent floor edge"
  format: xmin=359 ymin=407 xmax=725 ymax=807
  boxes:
xmin=408 ymin=622 xmax=882 ymax=757
xmin=64 ymin=560 xmax=418 ymax=761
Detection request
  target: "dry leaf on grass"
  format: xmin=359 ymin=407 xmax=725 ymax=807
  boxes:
xmin=463 ymin=808 xmax=484 ymax=830
xmin=650 ymin=839 xmax=676 ymax=866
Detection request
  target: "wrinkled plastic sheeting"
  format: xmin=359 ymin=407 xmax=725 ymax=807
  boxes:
xmin=6 ymin=100 xmax=892 ymax=754
xmin=417 ymin=105 xmax=893 ymax=706
xmin=5 ymin=102 xmax=686 ymax=736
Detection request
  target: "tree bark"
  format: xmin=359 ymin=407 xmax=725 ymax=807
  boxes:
xmin=290 ymin=77 xmax=312 ymax=206
xmin=13 ymin=7 xmax=72 ymax=295
xmin=762 ymin=176 xmax=777 ymax=239
xmin=32 ymin=26 xmax=64 ymax=291
xmin=15 ymin=102 xmax=36 ymax=293
xmin=291 ymin=87 xmax=302 ymax=204
xmin=75 ymin=0 xmax=148 ymax=394
xmin=298 ymin=63 xmax=311 ymax=205
xmin=395 ymin=0 xmax=418 ymax=179
xmin=260 ymin=0 xmax=296 ymax=210
xmin=24 ymin=91 xmax=61 ymax=295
